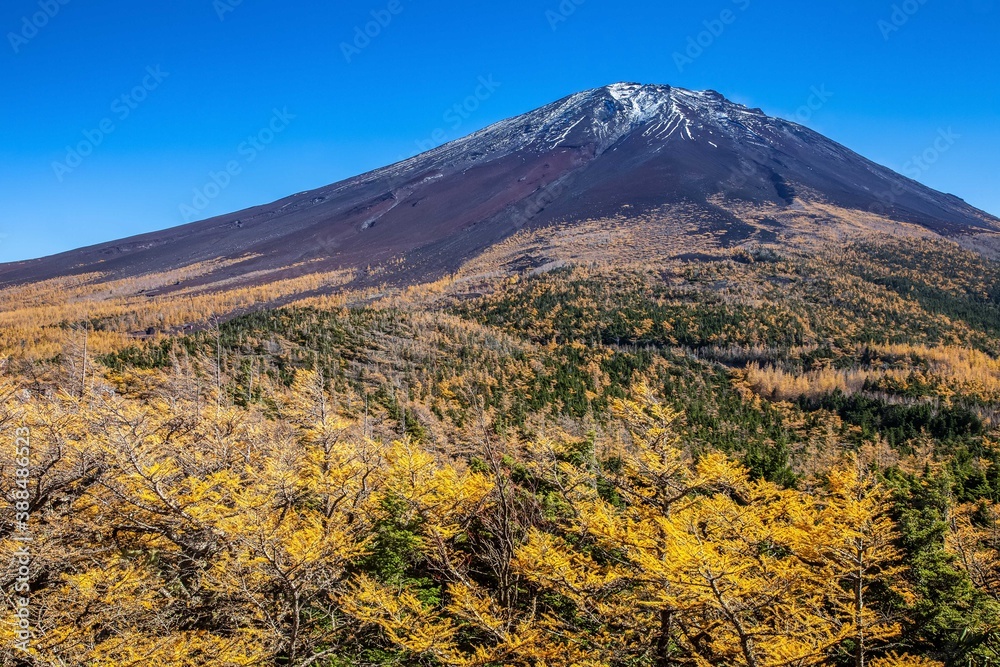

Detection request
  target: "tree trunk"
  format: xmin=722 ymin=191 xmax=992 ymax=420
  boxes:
xmin=655 ymin=608 xmax=675 ymax=667
xmin=855 ymin=542 xmax=865 ymax=667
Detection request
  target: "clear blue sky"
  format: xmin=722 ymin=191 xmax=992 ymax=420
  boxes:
xmin=1 ymin=0 xmax=997 ymax=262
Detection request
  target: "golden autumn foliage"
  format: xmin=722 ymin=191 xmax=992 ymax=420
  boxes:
xmin=2 ymin=228 xmax=1000 ymax=665
xmin=740 ymin=344 xmax=1000 ymax=405
xmin=0 ymin=369 xmax=944 ymax=667
xmin=948 ymin=501 xmax=1000 ymax=601
xmin=0 ymin=263 xmax=356 ymax=360
xmin=508 ymin=386 xmax=923 ymax=667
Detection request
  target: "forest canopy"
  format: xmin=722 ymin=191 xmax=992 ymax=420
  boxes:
xmin=3 ymin=235 xmax=1000 ymax=665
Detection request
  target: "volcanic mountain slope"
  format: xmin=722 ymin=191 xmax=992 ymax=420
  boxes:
xmin=3 ymin=82 xmax=998 ymax=289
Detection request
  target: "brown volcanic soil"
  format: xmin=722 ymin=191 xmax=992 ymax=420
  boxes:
xmin=3 ymin=83 xmax=997 ymax=293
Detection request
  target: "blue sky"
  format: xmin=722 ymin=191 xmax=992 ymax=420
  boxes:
xmin=1 ymin=0 xmax=997 ymax=262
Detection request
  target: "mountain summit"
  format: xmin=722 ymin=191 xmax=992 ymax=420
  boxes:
xmin=3 ymin=83 xmax=998 ymax=288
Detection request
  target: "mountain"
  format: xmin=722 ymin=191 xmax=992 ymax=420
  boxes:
xmin=3 ymin=82 xmax=998 ymax=289
xmin=11 ymin=85 xmax=1000 ymax=666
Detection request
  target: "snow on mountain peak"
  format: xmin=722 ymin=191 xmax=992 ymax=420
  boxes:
xmin=605 ymin=82 xmax=645 ymax=101
xmin=388 ymin=83 xmax=776 ymax=175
